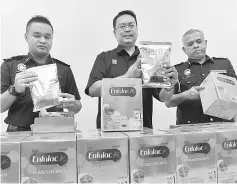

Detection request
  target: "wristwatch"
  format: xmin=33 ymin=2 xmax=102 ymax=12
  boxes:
xmin=164 ymin=86 xmax=175 ymax=92
xmin=8 ymin=84 xmax=21 ymax=97
xmin=165 ymin=86 xmax=174 ymax=91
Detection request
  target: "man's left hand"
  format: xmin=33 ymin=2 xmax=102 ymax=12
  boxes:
xmin=162 ymin=64 xmax=178 ymax=86
xmin=57 ymin=93 xmax=76 ymax=111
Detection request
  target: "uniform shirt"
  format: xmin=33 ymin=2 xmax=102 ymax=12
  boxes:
xmin=174 ymin=55 xmax=237 ymax=125
xmin=1 ymin=53 xmax=81 ymax=128
xmin=85 ymin=45 xmax=161 ymax=129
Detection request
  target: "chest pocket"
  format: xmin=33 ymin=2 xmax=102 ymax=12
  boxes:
xmin=180 ymin=77 xmax=198 ymax=91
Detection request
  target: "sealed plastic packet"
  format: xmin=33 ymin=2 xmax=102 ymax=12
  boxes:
xmin=27 ymin=63 xmax=62 ymax=111
xmin=39 ymin=108 xmax=74 ymax=117
xmin=139 ymin=41 xmax=172 ymax=88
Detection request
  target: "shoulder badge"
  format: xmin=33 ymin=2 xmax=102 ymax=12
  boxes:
xmin=174 ymin=62 xmax=184 ymax=67
xmin=174 ymin=61 xmax=190 ymax=69
xmin=3 ymin=55 xmax=26 ymax=62
xmin=52 ymin=58 xmax=70 ymax=67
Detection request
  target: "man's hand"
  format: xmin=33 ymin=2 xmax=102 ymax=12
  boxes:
xmin=122 ymin=56 xmax=141 ymax=78
xmin=14 ymin=71 xmax=38 ymax=93
xmin=183 ymin=86 xmax=205 ymax=101
xmin=163 ymin=64 xmax=178 ymax=86
xmin=57 ymin=93 xmax=76 ymax=110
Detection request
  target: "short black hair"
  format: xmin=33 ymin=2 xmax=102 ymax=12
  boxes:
xmin=113 ymin=10 xmax=137 ymax=29
xmin=26 ymin=15 xmax=53 ymax=33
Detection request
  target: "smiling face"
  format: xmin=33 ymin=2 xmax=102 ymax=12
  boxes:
xmin=25 ymin=22 xmax=53 ymax=57
xmin=113 ymin=14 xmax=138 ymax=47
xmin=182 ymin=31 xmax=207 ymax=60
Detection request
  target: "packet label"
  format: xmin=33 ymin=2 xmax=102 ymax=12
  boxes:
xmin=27 ymin=64 xmax=62 ymax=112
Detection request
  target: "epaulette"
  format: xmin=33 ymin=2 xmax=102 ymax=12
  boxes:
xmin=212 ymin=57 xmax=229 ymax=60
xmin=3 ymin=55 xmax=26 ymax=62
xmin=174 ymin=62 xmax=185 ymax=67
xmin=52 ymin=58 xmax=70 ymax=67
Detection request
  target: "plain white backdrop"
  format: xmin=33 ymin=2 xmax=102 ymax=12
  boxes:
xmin=1 ymin=0 xmax=237 ymax=132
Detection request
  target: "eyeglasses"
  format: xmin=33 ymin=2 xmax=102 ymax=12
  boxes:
xmin=115 ymin=23 xmax=137 ymax=31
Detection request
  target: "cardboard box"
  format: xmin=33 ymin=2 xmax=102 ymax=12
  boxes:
xmin=0 ymin=133 xmax=29 ymax=183
xmin=1 ymin=131 xmax=32 ymax=137
xmin=101 ymin=78 xmax=143 ymax=131
xmin=168 ymin=128 xmax=217 ymax=183
xmin=200 ymin=72 xmax=237 ymax=120
xmin=170 ymin=122 xmax=237 ymax=130
xmin=215 ymin=128 xmax=237 ymax=183
xmin=124 ymin=129 xmax=176 ymax=183
xmin=77 ymin=131 xmax=129 ymax=183
xmin=21 ymin=133 xmax=77 ymax=183
xmin=33 ymin=117 xmax=76 ymax=133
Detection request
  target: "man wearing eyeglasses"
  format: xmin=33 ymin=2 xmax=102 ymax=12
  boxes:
xmin=85 ymin=10 xmax=178 ymax=129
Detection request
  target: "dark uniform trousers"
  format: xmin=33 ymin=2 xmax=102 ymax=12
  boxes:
xmin=7 ymin=124 xmax=31 ymax=132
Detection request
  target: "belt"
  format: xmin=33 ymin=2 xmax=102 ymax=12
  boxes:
xmin=7 ymin=124 xmax=31 ymax=132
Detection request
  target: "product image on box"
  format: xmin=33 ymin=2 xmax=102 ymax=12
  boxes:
xmin=79 ymin=174 xmax=93 ymax=183
xmin=77 ymin=131 xmax=129 ymax=183
xmin=132 ymin=170 xmax=145 ymax=183
xmin=21 ymin=133 xmax=76 ymax=183
xmin=177 ymin=165 xmax=190 ymax=178
xmin=101 ymin=78 xmax=143 ymax=131
xmin=200 ymin=72 xmax=237 ymax=120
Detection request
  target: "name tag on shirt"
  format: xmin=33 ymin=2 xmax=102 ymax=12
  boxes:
xmin=210 ymin=70 xmax=227 ymax=73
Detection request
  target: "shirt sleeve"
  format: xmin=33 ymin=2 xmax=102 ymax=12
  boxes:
xmin=65 ymin=67 xmax=81 ymax=100
xmin=1 ymin=61 xmax=11 ymax=93
xmin=227 ymin=59 xmax=237 ymax=79
xmin=85 ymin=53 xmax=106 ymax=95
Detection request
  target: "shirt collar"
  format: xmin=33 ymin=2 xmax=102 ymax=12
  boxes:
xmin=187 ymin=55 xmax=214 ymax=66
xmin=116 ymin=45 xmax=140 ymax=56
xmin=22 ymin=53 xmax=53 ymax=65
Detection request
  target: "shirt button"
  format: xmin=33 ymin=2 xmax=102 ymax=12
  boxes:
xmin=202 ymin=74 xmax=205 ymax=76
xmin=210 ymin=118 xmax=213 ymax=122
xmin=188 ymin=121 xmax=190 ymax=124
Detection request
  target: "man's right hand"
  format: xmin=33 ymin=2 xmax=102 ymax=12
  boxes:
xmin=122 ymin=56 xmax=141 ymax=78
xmin=183 ymin=86 xmax=205 ymax=101
xmin=14 ymin=71 xmax=38 ymax=93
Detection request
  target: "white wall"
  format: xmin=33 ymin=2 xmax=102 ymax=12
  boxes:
xmin=1 ymin=0 xmax=237 ymax=132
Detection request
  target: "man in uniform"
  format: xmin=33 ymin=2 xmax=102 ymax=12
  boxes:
xmin=165 ymin=29 xmax=237 ymax=125
xmin=85 ymin=10 xmax=178 ymax=129
xmin=1 ymin=15 xmax=82 ymax=131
